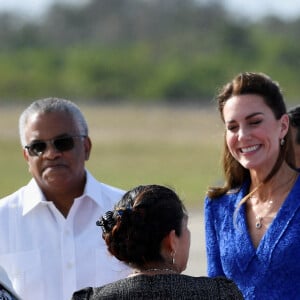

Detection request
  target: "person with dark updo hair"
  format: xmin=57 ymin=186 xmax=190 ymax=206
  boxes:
xmin=71 ymin=184 xmax=243 ymax=300
xmin=288 ymin=105 xmax=300 ymax=170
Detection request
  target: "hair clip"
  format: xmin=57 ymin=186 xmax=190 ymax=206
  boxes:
xmin=96 ymin=211 xmax=115 ymax=234
xmin=116 ymin=204 xmax=132 ymax=217
xmin=116 ymin=209 xmax=124 ymax=216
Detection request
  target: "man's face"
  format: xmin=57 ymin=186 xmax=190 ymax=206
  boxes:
xmin=23 ymin=111 xmax=91 ymax=195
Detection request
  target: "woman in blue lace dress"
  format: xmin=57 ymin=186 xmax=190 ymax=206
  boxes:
xmin=204 ymin=72 xmax=300 ymax=299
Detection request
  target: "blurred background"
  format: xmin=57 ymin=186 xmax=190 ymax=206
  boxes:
xmin=0 ymin=0 xmax=300 ymax=276
xmin=0 ymin=0 xmax=300 ymax=104
xmin=1 ymin=0 xmax=300 ymax=200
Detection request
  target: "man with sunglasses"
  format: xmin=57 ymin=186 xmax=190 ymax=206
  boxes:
xmin=288 ymin=105 xmax=300 ymax=170
xmin=0 ymin=98 xmax=130 ymax=300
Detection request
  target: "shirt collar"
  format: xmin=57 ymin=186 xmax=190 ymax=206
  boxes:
xmin=83 ymin=170 xmax=121 ymax=211
xmin=22 ymin=170 xmax=113 ymax=215
xmin=82 ymin=170 xmax=103 ymax=205
xmin=23 ymin=179 xmax=47 ymax=215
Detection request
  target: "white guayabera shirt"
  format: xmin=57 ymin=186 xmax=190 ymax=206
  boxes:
xmin=0 ymin=171 xmax=130 ymax=300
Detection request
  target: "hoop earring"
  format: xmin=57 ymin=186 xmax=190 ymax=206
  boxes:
xmin=280 ymin=138 xmax=285 ymax=146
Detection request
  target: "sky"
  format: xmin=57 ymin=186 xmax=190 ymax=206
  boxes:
xmin=0 ymin=0 xmax=90 ymax=18
xmin=0 ymin=0 xmax=300 ymax=21
xmin=222 ymin=0 xmax=300 ymax=21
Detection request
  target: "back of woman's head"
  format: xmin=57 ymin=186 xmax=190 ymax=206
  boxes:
xmin=288 ymin=106 xmax=300 ymax=143
xmin=97 ymin=184 xmax=186 ymax=269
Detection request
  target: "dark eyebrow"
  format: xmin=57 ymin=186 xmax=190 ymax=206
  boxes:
xmin=225 ymin=112 xmax=264 ymax=125
xmin=245 ymin=112 xmax=264 ymax=120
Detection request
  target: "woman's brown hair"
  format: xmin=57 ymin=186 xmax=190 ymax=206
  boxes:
xmin=207 ymin=72 xmax=294 ymax=199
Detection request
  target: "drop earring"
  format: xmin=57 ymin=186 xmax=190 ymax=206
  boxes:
xmin=171 ymin=251 xmax=176 ymax=265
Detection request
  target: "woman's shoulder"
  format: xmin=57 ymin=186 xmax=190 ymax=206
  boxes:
xmin=205 ymin=188 xmax=240 ymax=208
xmin=207 ymin=276 xmax=243 ymax=299
xmin=71 ymin=280 xmax=132 ymax=300
xmin=205 ymin=180 xmax=250 ymax=204
xmin=158 ymin=275 xmax=243 ymax=299
xmin=180 ymin=275 xmax=243 ymax=299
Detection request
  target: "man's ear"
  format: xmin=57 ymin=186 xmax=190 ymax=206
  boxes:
xmin=23 ymin=148 xmax=29 ymax=162
xmin=23 ymin=148 xmax=32 ymax=174
xmin=84 ymin=136 xmax=92 ymax=160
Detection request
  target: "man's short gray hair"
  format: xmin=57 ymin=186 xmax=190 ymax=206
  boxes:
xmin=19 ymin=97 xmax=89 ymax=147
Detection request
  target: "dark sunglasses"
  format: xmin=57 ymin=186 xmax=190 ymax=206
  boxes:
xmin=24 ymin=135 xmax=86 ymax=157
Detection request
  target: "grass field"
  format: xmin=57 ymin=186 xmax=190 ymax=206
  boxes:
xmin=0 ymin=103 xmax=224 ymax=210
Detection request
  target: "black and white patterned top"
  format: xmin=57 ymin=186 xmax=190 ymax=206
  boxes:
xmin=71 ymin=274 xmax=243 ymax=300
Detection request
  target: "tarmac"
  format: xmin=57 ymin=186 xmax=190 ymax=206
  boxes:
xmin=183 ymin=209 xmax=207 ymax=277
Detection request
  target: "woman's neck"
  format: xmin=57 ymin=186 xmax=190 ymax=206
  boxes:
xmin=129 ymin=264 xmax=179 ymax=277
xmin=250 ymin=164 xmax=298 ymax=201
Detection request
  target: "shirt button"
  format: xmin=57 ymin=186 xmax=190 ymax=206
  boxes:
xmin=66 ymin=262 xmax=73 ymax=269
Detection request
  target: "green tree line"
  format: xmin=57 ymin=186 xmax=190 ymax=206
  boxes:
xmin=0 ymin=0 xmax=299 ymax=104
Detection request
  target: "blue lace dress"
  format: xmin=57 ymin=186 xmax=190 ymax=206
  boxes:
xmin=205 ymin=176 xmax=300 ymax=299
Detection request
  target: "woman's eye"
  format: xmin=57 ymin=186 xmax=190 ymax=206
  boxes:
xmin=250 ymin=119 xmax=262 ymax=125
xmin=227 ymin=125 xmax=238 ymax=131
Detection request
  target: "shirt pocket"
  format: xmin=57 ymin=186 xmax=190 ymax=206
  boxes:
xmin=0 ymin=249 xmax=45 ymax=299
xmin=95 ymin=245 xmax=130 ymax=285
